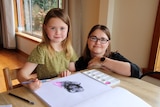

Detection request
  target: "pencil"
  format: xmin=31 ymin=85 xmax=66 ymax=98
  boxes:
xmin=8 ymin=93 xmax=34 ymax=104
xmin=21 ymin=80 xmax=34 ymax=84
xmin=21 ymin=79 xmax=52 ymax=84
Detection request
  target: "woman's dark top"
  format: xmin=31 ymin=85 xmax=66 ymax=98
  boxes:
xmin=75 ymin=52 xmax=142 ymax=78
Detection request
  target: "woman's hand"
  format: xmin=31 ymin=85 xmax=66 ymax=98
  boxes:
xmin=59 ymin=70 xmax=72 ymax=77
xmin=87 ymin=57 xmax=103 ymax=69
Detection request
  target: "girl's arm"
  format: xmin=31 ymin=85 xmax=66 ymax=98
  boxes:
xmin=68 ymin=62 xmax=76 ymax=72
xmin=59 ymin=62 xmax=76 ymax=77
xmin=17 ymin=62 xmax=41 ymax=90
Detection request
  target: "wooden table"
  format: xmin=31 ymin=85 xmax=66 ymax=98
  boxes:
xmin=0 ymin=70 xmax=160 ymax=107
xmin=0 ymin=87 xmax=47 ymax=107
xmin=106 ymin=70 xmax=160 ymax=107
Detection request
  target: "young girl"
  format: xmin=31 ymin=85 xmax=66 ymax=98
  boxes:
xmin=18 ymin=8 xmax=78 ymax=90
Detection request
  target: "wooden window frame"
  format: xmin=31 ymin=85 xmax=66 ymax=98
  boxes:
xmin=143 ymin=0 xmax=160 ymax=79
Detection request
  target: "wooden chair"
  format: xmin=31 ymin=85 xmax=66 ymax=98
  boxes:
xmin=139 ymin=71 xmax=160 ymax=79
xmin=3 ymin=67 xmax=22 ymax=90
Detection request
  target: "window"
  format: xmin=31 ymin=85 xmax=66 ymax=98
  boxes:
xmin=16 ymin=0 xmax=63 ymax=38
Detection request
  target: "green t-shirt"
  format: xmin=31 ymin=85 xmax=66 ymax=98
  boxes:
xmin=28 ymin=43 xmax=78 ymax=79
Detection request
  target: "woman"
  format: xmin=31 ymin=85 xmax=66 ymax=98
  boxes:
xmin=75 ymin=24 xmax=142 ymax=78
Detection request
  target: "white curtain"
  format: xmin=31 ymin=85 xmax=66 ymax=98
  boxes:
xmin=64 ymin=0 xmax=82 ymax=57
xmin=0 ymin=0 xmax=16 ymax=49
xmin=0 ymin=8 xmax=2 ymax=47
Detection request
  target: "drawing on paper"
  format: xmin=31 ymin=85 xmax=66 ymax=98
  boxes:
xmin=53 ymin=81 xmax=84 ymax=93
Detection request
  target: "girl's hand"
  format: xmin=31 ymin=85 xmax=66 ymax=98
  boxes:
xmin=27 ymin=78 xmax=42 ymax=91
xmin=59 ymin=70 xmax=72 ymax=77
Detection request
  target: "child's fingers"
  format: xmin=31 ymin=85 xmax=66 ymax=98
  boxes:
xmin=59 ymin=70 xmax=71 ymax=77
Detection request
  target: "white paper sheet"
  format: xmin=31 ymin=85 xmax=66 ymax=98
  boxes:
xmin=34 ymin=72 xmax=112 ymax=107
xmin=0 ymin=105 xmax=12 ymax=107
xmin=73 ymin=87 xmax=151 ymax=107
xmin=34 ymin=72 xmax=151 ymax=107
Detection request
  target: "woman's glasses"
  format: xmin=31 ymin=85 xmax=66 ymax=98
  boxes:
xmin=89 ymin=36 xmax=109 ymax=44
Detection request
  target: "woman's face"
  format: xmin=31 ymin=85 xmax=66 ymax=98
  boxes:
xmin=87 ymin=29 xmax=110 ymax=57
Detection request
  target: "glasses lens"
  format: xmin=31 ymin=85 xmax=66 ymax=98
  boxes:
xmin=100 ymin=38 xmax=108 ymax=44
xmin=90 ymin=36 xmax=97 ymax=42
xmin=89 ymin=36 xmax=109 ymax=44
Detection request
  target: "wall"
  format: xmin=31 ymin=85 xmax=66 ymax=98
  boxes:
xmin=16 ymin=34 xmax=39 ymax=54
xmin=109 ymin=0 xmax=159 ymax=68
xmin=81 ymin=0 xmax=100 ymax=50
xmin=16 ymin=0 xmax=159 ymax=69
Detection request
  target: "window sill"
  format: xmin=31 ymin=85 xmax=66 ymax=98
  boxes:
xmin=16 ymin=32 xmax=42 ymax=43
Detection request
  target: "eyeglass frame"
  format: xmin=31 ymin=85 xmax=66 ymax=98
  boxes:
xmin=89 ymin=36 xmax=109 ymax=44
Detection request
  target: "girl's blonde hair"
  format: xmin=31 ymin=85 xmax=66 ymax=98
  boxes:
xmin=42 ymin=8 xmax=74 ymax=59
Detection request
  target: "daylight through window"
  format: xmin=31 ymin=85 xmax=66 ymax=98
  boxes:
xmin=16 ymin=0 xmax=63 ymax=38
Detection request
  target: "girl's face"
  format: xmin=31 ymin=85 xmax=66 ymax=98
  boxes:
xmin=87 ymin=29 xmax=110 ymax=57
xmin=44 ymin=18 xmax=68 ymax=43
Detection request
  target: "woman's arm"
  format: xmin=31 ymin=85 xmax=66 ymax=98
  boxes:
xmin=101 ymin=57 xmax=131 ymax=76
xmin=87 ymin=57 xmax=131 ymax=76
